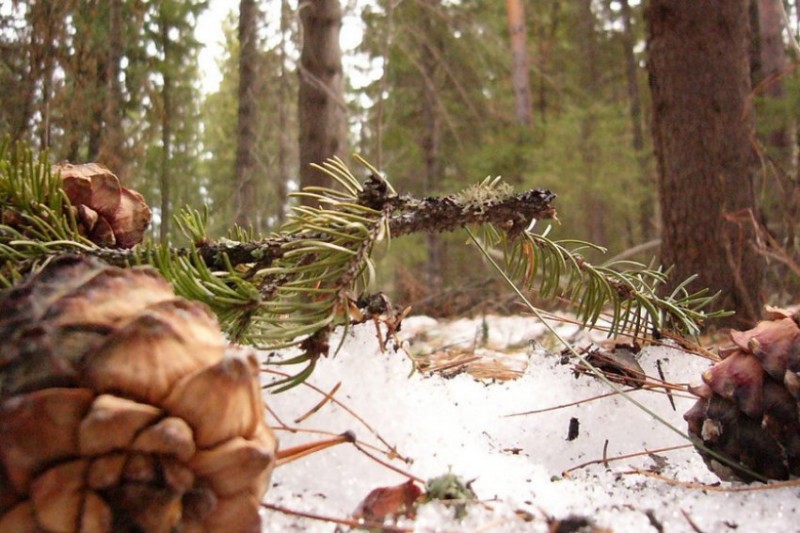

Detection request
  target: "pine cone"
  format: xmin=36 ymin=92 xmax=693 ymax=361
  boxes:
xmin=0 ymin=256 xmax=277 ymax=532
xmin=56 ymin=162 xmax=152 ymax=248
xmin=684 ymin=308 xmax=800 ymax=481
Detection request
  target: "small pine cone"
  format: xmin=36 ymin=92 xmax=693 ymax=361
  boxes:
xmin=684 ymin=308 xmax=800 ymax=481
xmin=0 ymin=256 xmax=277 ymax=532
xmin=56 ymin=162 xmax=152 ymax=248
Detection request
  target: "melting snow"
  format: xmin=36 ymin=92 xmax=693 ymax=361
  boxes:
xmin=260 ymin=315 xmax=800 ymax=532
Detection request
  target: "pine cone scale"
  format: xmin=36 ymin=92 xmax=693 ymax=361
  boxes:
xmin=686 ymin=310 xmax=800 ymax=481
xmin=0 ymin=258 xmax=277 ymax=532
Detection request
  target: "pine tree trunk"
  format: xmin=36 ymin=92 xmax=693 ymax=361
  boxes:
xmin=619 ymin=0 xmax=656 ymax=241
xmin=298 ymin=0 xmax=346 ymax=206
xmin=576 ymin=0 xmax=607 ymax=246
xmin=420 ymin=4 xmax=443 ymax=294
xmin=505 ymin=0 xmax=532 ymax=127
xmin=235 ymin=0 xmax=260 ymax=229
xmin=98 ymin=0 xmax=127 ymax=181
xmin=276 ymin=0 xmax=290 ymax=225
xmin=159 ymin=10 xmax=172 ymax=245
xmin=647 ymin=0 xmax=764 ymax=327
xmin=755 ymin=0 xmax=790 ymax=155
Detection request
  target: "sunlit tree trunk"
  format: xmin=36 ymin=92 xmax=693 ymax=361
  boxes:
xmin=298 ymin=0 xmax=346 ymax=206
xmin=535 ymin=1 xmax=560 ymax=123
xmin=505 ymin=0 xmax=532 ymax=127
xmin=235 ymin=0 xmax=260 ymax=229
xmin=647 ymin=0 xmax=763 ymax=326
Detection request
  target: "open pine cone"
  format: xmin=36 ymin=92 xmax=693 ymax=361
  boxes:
xmin=0 ymin=256 xmax=277 ymax=532
xmin=56 ymin=162 xmax=151 ymax=249
xmin=684 ymin=308 xmax=800 ymax=481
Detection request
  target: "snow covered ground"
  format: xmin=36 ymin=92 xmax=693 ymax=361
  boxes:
xmin=259 ymin=315 xmax=800 ymax=532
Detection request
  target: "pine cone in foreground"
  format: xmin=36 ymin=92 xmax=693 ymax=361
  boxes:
xmin=684 ymin=308 xmax=800 ymax=481
xmin=0 ymin=256 xmax=277 ymax=532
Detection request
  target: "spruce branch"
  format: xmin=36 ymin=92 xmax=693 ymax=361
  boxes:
xmin=0 ymin=142 xmax=724 ymax=389
xmin=475 ymin=222 xmax=727 ymax=338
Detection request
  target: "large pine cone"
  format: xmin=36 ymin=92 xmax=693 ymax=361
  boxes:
xmin=684 ymin=309 xmax=800 ymax=481
xmin=0 ymin=256 xmax=276 ymax=532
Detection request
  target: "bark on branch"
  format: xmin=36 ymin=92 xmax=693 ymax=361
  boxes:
xmin=90 ymin=182 xmax=557 ymax=271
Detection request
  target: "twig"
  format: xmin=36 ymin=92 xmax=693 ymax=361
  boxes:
xmin=628 ymin=468 xmax=800 ymax=492
xmin=656 ymin=359 xmax=676 ymax=411
xmin=294 ymin=381 xmax=341 ymax=424
xmin=351 ymin=441 xmax=425 ymax=484
xmin=561 ymin=444 xmax=691 ymax=477
xmin=263 ymin=367 xmax=410 ymax=462
xmin=680 ymin=509 xmax=706 ymax=533
xmin=88 ymin=186 xmax=557 ymax=270
xmin=261 ymin=502 xmax=413 ymax=532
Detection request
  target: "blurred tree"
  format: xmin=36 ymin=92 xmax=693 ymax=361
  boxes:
xmin=298 ymin=0 xmax=347 ymax=206
xmin=647 ymin=0 xmax=764 ymax=326
xmin=200 ymin=2 xmax=299 ymax=236
xmin=97 ymin=0 xmax=128 ymax=180
xmin=139 ymin=0 xmax=207 ymax=244
xmin=754 ymin=0 xmax=789 ymax=153
xmin=505 ymin=0 xmax=532 ymax=127
xmin=618 ymin=0 xmax=656 ymax=241
xmin=234 ymin=0 xmax=261 ymax=228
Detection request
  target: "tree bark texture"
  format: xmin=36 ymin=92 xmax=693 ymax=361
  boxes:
xmin=620 ymin=0 xmax=656 ymax=240
xmin=276 ymin=0 xmax=290 ymax=225
xmin=505 ymin=0 xmax=533 ymax=127
xmin=576 ymin=0 xmax=607 ymax=246
xmin=420 ymin=3 xmax=443 ymax=293
xmin=98 ymin=0 xmax=127 ymax=181
xmin=159 ymin=10 xmax=172 ymax=245
xmin=755 ymin=0 xmax=789 ymax=150
xmin=647 ymin=0 xmax=764 ymax=326
xmin=298 ymin=0 xmax=347 ymax=206
xmin=235 ymin=0 xmax=260 ymax=228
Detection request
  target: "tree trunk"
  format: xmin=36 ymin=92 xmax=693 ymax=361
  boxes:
xmin=33 ymin=2 xmax=57 ymax=151
xmin=159 ymin=11 xmax=172 ymax=245
xmin=234 ymin=0 xmax=260 ymax=229
xmin=647 ymin=0 xmax=764 ymax=327
xmin=576 ymin=0 xmax=607 ymax=246
xmin=276 ymin=0 xmax=290 ymax=225
xmin=420 ymin=5 xmax=443 ymax=294
xmin=619 ymin=0 xmax=656 ymax=240
xmin=98 ymin=0 xmax=127 ymax=180
xmin=756 ymin=0 xmax=789 ymax=150
xmin=535 ymin=0 xmax=560 ymax=123
xmin=505 ymin=0 xmax=532 ymax=127
xmin=298 ymin=0 xmax=346 ymax=206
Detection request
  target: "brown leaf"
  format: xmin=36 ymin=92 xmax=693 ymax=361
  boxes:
xmin=353 ymin=479 xmax=422 ymax=521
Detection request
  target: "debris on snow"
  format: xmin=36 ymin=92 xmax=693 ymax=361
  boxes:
xmin=261 ymin=315 xmax=800 ymax=532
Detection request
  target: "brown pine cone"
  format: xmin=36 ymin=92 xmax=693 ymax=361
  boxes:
xmin=0 ymin=256 xmax=277 ymax=532
xmin=684 ymin=308 xmax=800 ymax=481
xmin=56 ymin=162 xmax=152 ymax=248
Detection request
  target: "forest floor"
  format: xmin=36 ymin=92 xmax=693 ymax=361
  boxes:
xmin=259 ymin=314 xmax=800 ymax=532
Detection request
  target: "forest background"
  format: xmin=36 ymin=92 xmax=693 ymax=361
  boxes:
xmin=1 ymin=0 xmax=798 ymax=326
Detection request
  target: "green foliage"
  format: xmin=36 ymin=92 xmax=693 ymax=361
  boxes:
xmin=0 ymin=141 xmax=95 ymax=284
xmin=0 ymin=143 xmax=722 ymax=393
xmin=356 ymin=0 xmax=655 ymax=301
